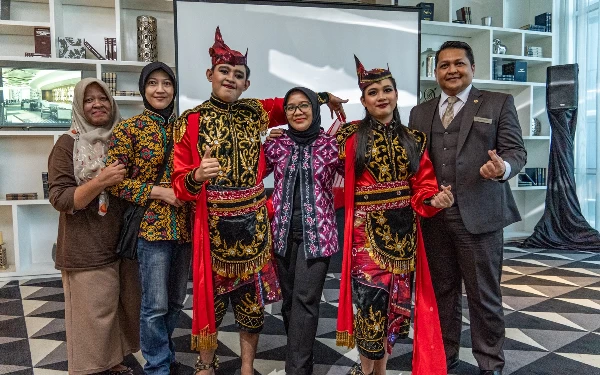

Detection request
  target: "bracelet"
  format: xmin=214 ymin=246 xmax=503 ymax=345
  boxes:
xmin=184 ymin=168 xmax=203 ymax=195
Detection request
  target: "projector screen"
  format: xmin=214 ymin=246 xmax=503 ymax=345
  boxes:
xmin=174 ymin=0 xmax=420 ymax=124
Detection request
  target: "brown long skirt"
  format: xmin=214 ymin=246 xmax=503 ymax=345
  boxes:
xmin=62 ymin=259 xmax=141 ymax=375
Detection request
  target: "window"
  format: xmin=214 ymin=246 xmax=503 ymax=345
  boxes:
xmin=573 ymin=0 xmax=599 ymax=228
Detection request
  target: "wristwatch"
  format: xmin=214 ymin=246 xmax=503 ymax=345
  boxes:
xmin=423 ymin=194 xmax=436 ymax=206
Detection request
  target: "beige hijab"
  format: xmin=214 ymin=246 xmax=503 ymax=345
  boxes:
xmin=67 ymin=78 xmax=121 ymax=214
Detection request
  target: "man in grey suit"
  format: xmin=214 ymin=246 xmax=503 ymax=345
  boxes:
xmin=409 ymin=41 xmax=526 ymax=375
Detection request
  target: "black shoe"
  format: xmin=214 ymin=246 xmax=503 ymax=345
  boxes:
xmin=480 ymin=371 xmax=502 ymax=375
xmin=447 ymin=356 xmax=459 ymax=371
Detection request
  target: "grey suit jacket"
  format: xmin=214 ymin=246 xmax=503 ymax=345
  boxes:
xmin=409 ymin=86 xmax=527 ymax=234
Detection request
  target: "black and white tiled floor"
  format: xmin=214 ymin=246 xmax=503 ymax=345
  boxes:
xmin=2 ymin=246 xmax=600 ymax=375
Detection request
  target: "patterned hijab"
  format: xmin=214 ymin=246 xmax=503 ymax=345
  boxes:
xmin=67 ymin=78 xmax=121 ymax=214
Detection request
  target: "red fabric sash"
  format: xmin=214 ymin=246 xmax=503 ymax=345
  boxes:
xmin=336 ymin=133 xmax=357 ymax=348
xmin=183 ymin=112 xmax=218 ymax=350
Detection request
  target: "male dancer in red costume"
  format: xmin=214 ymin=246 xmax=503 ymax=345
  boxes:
xmin=172 ymin=27 xmax=346 ymax=375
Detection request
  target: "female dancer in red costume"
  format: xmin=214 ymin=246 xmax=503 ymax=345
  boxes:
xmin=335 ymin=56 xmax=453 ymax=375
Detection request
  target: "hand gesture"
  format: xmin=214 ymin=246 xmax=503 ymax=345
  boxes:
xmin=326 ymin=93 xmax=349 ymax=120
xmin=158 ymin=187 xmax=185 ymax=207
xmin=97 ymin=161 xmax=126 ymax=188
xmin=430 ymin=185 xmax=454 ymax=209
xmin=480 ymin=150 xmax=506 ymax=180
xmin=266 ymin=128 xmax=285 ymax=141
xmin=194 ymin=146 xmax=221 ymax=182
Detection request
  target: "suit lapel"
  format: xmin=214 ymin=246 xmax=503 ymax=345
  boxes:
xmin=457 ymin=87 xmax=483 ymax=155
xmin=423 ymin=96 xmax=440 ymax=152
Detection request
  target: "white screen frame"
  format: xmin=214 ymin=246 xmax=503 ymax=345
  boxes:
xmin=174 ymin=0 xmax=422 ymax=123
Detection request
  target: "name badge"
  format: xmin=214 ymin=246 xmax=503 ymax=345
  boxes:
xmin=474 ymin=116 xmax=492 ymax=124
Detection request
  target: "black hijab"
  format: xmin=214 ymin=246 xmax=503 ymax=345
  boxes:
xmin=139 ymin=62 xmax=177 ymax=122
xmin=283 ymin=87 xmax=322 ymax=146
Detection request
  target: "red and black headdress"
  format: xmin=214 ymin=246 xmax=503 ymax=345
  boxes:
xmin=354 ymin=55 xmax=392 ymax=91
xmin=209 ymin=26 xmax=247 ymax=66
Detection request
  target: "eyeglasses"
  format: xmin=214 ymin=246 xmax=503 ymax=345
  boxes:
xmin=284 ymin=102 xmax=311 ymax=115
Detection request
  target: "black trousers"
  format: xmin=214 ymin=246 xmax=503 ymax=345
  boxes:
xmin=421 ymin=207 xmax=505 ymax=371
xmin=275 ymin=229 xmax=330 ymax=375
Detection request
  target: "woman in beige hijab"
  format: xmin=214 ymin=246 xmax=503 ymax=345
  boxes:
xmin=48 ymin=78 xmax=140 ymax=375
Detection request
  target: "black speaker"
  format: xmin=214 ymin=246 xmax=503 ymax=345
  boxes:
xmin=547 ymin=64 xmax=578 ymax=110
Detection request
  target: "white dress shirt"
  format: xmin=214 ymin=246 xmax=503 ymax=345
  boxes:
xmin=437 ymin=84 xmax=511 ymax=180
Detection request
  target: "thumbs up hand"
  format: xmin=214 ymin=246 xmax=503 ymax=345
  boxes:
xmin=194 ymin=145 xmax=221 ymax=182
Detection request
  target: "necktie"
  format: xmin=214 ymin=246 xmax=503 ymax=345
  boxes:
xmin=442 ymin=96 xmax=458 ymax=128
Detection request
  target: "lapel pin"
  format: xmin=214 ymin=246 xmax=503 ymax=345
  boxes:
xmin=474 ymin=99 xmax=479 ymax=103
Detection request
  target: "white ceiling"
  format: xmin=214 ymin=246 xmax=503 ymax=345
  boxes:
xmin=2 ymin=68 xmax=81 ymax=90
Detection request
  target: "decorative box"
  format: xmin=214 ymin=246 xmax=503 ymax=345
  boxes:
xmin=58 ymin=37 xmax=86 ymax=59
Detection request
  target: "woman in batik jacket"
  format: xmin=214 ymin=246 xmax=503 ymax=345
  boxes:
xmin=106 ymin=62 xmax=191 ymax=375
xmin=335 ymin=56 xmax=454 ymax=375
xmin=264 ymin=87 xmax=344 ymax=375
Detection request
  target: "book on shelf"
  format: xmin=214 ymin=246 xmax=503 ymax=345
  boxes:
xmin=455 ymin=7 xmax=471 ymax=24
xmin=535 ymin=12 xmax=552 ymax=32
xmin=524 ymin=168 xmax=547 ymax=186
xmin=5 ymin=193 xmax=38 ymax=200
xmin=25 ymin=52 xmax=50 ymax=58
xmin=0 ymin=0 xmax=10 ymax=20
xmin=101 ymin=72 xmax=117 ymax=96
xmin=502 ymin=61 xmax=527 ymax=82
xmin=416 ymin=2 xmax=434 ymax=21
xmin=85 ymin=40 xmax=106 ymax=60
xmin=42 ymin=172 xmax=49 ymax=200
xmin=495 ymin=74 xmax=515 ymax=81
xmin=526 ymin=46 xmax=543 ymax=57
xmin=34 ymin=27 xmax=51 ymax=56
xmin=104 ymin=37 xmax=117 ymax=60
xmin=114 ymin=90 xmax=141 ymax=97
xmin=519 ymin=24 xmax=547 ymax=32
xmin=518 ymin=172 xmax=535 ymax=187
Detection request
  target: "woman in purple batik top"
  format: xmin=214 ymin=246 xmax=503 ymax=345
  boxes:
xmin=264 ymin=86 xmax=344 ymax=375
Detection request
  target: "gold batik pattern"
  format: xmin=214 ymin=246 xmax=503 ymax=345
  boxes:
xmin=208 ymin=205 xmax=272 ymax=277
xmin=364 ymin=211 xmax=417 ymax=274
xmin=214 ymin=298 xmax=227 ymax=325
xmin=107 ymin=110 xmax=191 ymax=242
xmin=336 ymin=121 xmax=359 ymax=160
xmin=176 ymin=95 xmax=272 ymax=277
xmin=234 ymin=293 xmax=265 ymax=330
xmin=337 ymin=121 xmax=428 ymax=274
xmin=195 ymin=97 xmax=267 ymax=188
xmin=354 ymin=306 xmax=387 ymax=355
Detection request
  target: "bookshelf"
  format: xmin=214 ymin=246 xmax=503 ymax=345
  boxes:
xmin=0 ymin=0 xmax=175 ymax=279
xmin=398 ymin=0 xmax=557 ymax=239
